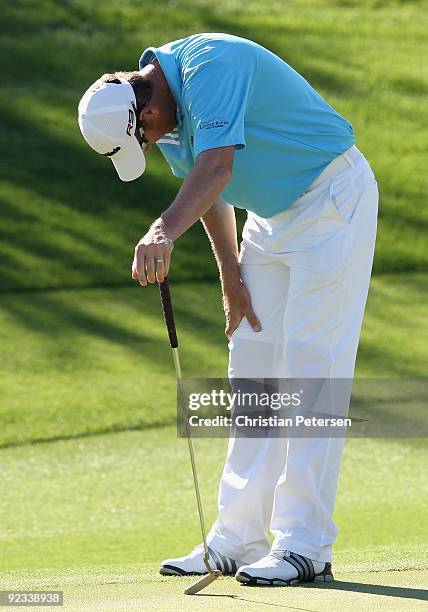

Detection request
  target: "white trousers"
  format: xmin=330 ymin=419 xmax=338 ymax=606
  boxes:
xmin=207 ymin=146 xmax=378 ymax=563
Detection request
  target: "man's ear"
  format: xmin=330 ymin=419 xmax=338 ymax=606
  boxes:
xmin=139 ymin=105 xmax=159 ymax=121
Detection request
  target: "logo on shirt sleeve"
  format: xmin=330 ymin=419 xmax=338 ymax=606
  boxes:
xmin=198 ymin=117 xmax=229 ymax=130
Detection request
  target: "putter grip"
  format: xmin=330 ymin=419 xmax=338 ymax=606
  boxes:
xmin=159 ymin=277 xmax=178 ymax=349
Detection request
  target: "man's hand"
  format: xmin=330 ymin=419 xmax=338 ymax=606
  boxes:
xmin=223 ymin=279 xmax=261 ymax=340
xmin=131 ymin=147 xmax=234 ymax=288
xmin=132 ymin=219 xmax=173 ymax=286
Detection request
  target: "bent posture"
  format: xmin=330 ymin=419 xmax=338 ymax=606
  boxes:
xmin=78 ymin=33 xmax=378 ymax=586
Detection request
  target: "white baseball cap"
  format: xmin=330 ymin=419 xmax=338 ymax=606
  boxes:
xmin=78 ymin=76 xmax=146 ymax=182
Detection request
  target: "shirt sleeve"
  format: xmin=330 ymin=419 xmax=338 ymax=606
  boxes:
xmin=182 ymin=60 xmax=252 ymax=158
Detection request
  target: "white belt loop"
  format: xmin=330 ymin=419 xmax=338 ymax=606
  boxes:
xmin=343 ymin=151 xmax=355 ymax=168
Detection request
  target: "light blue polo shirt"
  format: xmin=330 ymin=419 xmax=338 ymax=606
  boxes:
xmin=139 ymin=33 xmax=355 ymax=218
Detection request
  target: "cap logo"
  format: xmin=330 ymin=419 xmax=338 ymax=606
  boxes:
xmin=104 ymin=146 xmax=121 ymax=157
xmin=126 ymin=109 xmax=134 ymax=137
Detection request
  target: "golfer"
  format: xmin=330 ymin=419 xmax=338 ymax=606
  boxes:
xmin=78 ymin=33 xmax=378 ymax=586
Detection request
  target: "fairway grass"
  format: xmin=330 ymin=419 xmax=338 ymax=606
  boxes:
xmin=1 ymin=0 xmax=428 ymax=292
xmin=0 ymin=275 xmax=427 ymax=448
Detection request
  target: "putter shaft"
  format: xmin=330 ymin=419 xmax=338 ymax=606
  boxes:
xmin=172 ymin=347 xmax=212 ymax=572
xmin=158 ymin=279 xmax=220 ymax=594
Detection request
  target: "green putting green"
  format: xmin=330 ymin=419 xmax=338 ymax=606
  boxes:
xmin=61 ymin=570 xmax=428 ymax=611
xmin=1 ymin=427 xmax=427 ymax=609
xmin=1 ymin=427 xmax=427 ymax=574
xmin=2 ymin=568 xmax=428 ymax=611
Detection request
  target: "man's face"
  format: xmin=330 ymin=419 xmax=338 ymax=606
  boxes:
xmin=135 ymin=101 xmax=177 ymax=153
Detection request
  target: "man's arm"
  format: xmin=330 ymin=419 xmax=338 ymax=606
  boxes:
xmin=201 ymin=199 xmax=261 ymax=338
xmin=132 ymin=146 xmax=234 ymax=286
xmin=132 ymin=144 xmax=260 ymax=337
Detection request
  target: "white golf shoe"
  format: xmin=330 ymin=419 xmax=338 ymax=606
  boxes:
xmin=160 ymin=543 xmax=245 ymax=576
xmin=235 ymin=550 xmax=334 ymax=586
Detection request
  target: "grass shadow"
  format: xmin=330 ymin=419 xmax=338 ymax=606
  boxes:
xmin=1 ymin=0 xmax=428 ymax=295
xmin=302 ymin=578 xmax=428 ymax=602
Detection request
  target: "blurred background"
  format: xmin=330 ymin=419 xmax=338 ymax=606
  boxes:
xmin=1 ymin=0 xmax=427 ymax=591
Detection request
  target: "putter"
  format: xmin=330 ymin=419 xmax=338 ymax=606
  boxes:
xmin=158 ymin=278 xmax=222 ymax=595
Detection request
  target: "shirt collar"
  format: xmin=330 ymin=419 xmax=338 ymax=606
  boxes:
xmin=139 ymin=45 xmax=184 ymax=126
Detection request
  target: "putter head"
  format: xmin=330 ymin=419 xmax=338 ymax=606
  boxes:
xmin=184 ymin=570 xmax=222 ymax=595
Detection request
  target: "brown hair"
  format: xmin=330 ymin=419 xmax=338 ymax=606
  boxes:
xmin=99 ymin=71 xmax=153 ymax=108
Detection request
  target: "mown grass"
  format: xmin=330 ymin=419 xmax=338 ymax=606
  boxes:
xmin=1 ymin=2 xmax=427 ymax=604
xmin=1 ymin=0 xmax=427 ymax=292
xmin=1 ymin=571 xmax=427 ymax=612
xmin=0 ymin=275 xmax=427 ymax=448
xmin=1 ymin=428 xmax=427 ymax=572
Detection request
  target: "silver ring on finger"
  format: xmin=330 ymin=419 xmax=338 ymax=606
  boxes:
xmin=155 ymin=258 xmax=164 ymax=263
